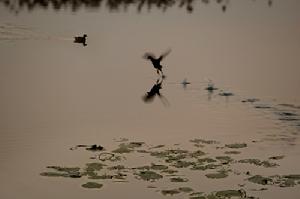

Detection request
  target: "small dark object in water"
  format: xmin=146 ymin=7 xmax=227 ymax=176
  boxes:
xmin=255 ymin=105 xmax=271 ymax=109
xmin=278 ymin=112 xmax=297 ymax=117
xmin=205 ymin=80 xmax=218 ymax=91
xmin=182 ymin=78 xmax=191 ymax=85
xmin=222 ymin=5 xmax=227 ymax=12
xmin=87 ymin=144 xmax=104 ymax=151
xmin=74 ymin=34 xmax=87 ymax=46
xmin=219 ymin=91 xmax=234 ymax=97
xmin=242 ymin=98 xmax=259 ymax=103
xmin=268 ymin=0 xmax=273 ymax=7
xmin=206 ymin=85 xmax=218 ymax=91
xmin=182 ymin=78 xmax=191 ymax=89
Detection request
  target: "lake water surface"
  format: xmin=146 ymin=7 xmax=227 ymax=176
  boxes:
xmin=0 ymin=0 xmax=300 ymax=198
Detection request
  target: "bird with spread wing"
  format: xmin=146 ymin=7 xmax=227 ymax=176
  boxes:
xmin=143 ymin=49 xmax=171 ymax=78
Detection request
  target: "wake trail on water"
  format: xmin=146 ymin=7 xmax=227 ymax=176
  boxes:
xmin=0 ymin=22 xmax=74 ymax=42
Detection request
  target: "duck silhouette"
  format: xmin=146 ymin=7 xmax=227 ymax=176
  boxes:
xmin=143 ymin=49 xmax=171 ymax=78
xmin=142 ymin=78 xmax=169 ymax=106
xmin=74 ymin=34 xmax=87 ymax=46
xmin=205 ymin=80 xmax=218 ymax=91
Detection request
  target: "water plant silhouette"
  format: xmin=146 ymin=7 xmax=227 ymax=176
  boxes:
xmin=1 ymin=0 xmax=274 ymax=14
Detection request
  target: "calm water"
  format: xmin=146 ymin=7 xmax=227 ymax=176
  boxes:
xmin=0 ymin=0 xmax=300 ymax=198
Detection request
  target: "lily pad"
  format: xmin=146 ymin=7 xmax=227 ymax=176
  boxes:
xmin=225 ymin=143 xmax=247 ymax=149
xmin=190 ymin=150 xmax=206 ymax=158
xmin=40 ymin=172 xmax=71 ymax=178
xmin=215 ymin=156 xmax=234 ymax=163
xmin=161 ymin=189 xmax=181 ymax=196
xmin=86 ymin=163 xmax=105 ymax=171
xmin=46 ymin=166 xmax=80 ymax=173
xmin=81 ymin=182 xmax=103 ymax=189
xmin=170 ymin=177 xmax=189 ymax=182
xmin=190 ymin=192 xmax=204 ymax=197
xmin=191 ymin=163 xmax=220 ymax=171
xmin=127 ymin=142 xmax=145 ymax=148
xmin=179 ymin=187 xmax=194 ymax=193
xmin=190 ymin=139 xmax=219 ymax=145
xmin=88 ymin=174 xmax=113 ymax=179
xmin=136 ymin=170 xmax=163 ymax=181
xmin=150 ymin=163 xmax=168 ymax=170
xmin=224 ymin=151 xmax=241 ymax=155
xmin=108 ymin=165 xmax=125 ymax=170
xmin=172 ymin=160 xmax=194 ymax=168
xmin=114 ymin=172 xmax=127 ymax=180
xmin=112 ymin=144 xmax=133 ymax=153
xmin=98 ymin=152 xmax=122 ymax=161
xmin=248 ymin=175 xmax=272 ymax=185
xmin=190 ymin=196 xmax=206 ymax=199
xmin=238 ymin=159 xmax=278 ymax=168
xmin=161 ymin=169 xmax=178 ymax=174
xmin=215 ymin=189 xmax=246 ymax=198
xmin=283 ymin=174 xmax=300 ymax=180
xmin=149 ymin=145 xmax=165 ymax=149
xmin=41 ymin=166 xmax=82 ymax=178
xmin=205 ymin=170 xmax=229 ymax=179
xmin=198 ymin=158 xmax=217 ymax=164
xmin=242 ymin=98 xmax=260 ymax=103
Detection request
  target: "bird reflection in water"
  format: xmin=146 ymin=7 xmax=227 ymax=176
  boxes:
xmin=142 ymin=78 xmax=169 ymax=106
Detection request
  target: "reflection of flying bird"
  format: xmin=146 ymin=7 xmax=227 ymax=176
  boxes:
xmin=142 ymin=78 xmax=169 ymax=106
xmin=74 ymin=34 xmax=87 ymax=46
xmin=143 ymin=49 xmax=171 ymax=77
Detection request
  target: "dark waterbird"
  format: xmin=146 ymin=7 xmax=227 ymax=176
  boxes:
xmin=205 ymin=80 xmax=218 ymax=91
xmin=74 ymin=34 xmax=87 ymax=46
xmin=142 ymin=78 xmax=169 ymax=106
xmin=143 ymin=49 xmax=171 ymax=78
xmin=181 ymin=78 xmax=191 ymax=89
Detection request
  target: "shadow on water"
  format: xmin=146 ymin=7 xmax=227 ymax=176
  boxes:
xmin=142 ymin=78 xmax=169 ymax=106
xmin=0 ymin=0 xmax=274 ymax=13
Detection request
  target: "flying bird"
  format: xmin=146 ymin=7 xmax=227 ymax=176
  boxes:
xmin=143 ymin=49 xmax=171 ymax=78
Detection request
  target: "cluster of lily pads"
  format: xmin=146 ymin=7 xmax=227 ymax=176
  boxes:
xmin=40 ymin=137 xmax=300 ymax=199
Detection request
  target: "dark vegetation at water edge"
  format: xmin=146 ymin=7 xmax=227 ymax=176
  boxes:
xmin=0 ymin=0 xmax=273 ymax=13
xmin=40 ymin=135 xmax=300 ymax=198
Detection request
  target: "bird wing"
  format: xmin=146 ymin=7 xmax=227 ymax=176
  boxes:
xmin=143 ymin=52 xmax=156 ymax=60
xmin=158 ymin=48 xmax=171 ymax=61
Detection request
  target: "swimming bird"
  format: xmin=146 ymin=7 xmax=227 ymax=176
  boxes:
xmin=143 ymin=49 xmax=171 ymax=78
xmin=181 ymin=78 xmax=191 ymax=89
xmin=205 ymin=80 xmax=218 ymax=91
xmin=74 ymin=34 xmax=87 ymax=46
